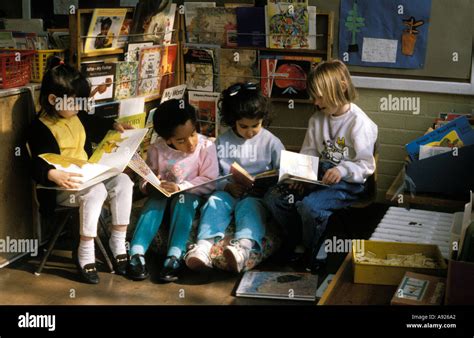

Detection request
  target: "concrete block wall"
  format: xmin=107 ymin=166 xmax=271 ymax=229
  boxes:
xmin=268 ymin=89 xmax=474 ymax=203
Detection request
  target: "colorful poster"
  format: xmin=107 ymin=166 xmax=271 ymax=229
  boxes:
xmin=339 ymin=0 xmax=431 ymax=69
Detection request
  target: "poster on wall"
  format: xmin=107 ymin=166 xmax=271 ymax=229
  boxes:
xmin=339 ymin=0 xmax=432 ymax=69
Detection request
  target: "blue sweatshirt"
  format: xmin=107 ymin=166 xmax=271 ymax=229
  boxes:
xmin=215 ymin=128 xmax=285 ymax=190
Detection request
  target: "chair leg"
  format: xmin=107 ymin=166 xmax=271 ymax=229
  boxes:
xmin=95 ymin=216 xmax=115 ymax=273
xmin=35 ymin=211 xmax=71 ymax=276
xmin=95 ymin=236 xmax=114 ymax=273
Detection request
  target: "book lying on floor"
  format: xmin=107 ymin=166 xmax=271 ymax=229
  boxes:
xmin=38 ymin=129 xmax=148 ymax=191
xmin=236 ymin=271 xmax=319 ymax=301
xmin=391 ymin=272 xmax=445 ymax=305
xmin=128 ymin=152 xmax=232 ymax=197
xmin=278 ymin=150 xmax=328 ymax=187
xmin=230 ymin=162 xmax=278 ymax=190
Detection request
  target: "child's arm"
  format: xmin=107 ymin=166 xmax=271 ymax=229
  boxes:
xmin=335 ymin=124 xmax=377 ymax=183
xmin=177 ymin=142 xmax=219 ymax=195
xmin=271 ymin=137 xmax=286 ymax=170
xmin=28 ymin=120 xmax=60 ymax=187
xmin=300 ymin=116 xmax=321 ymax=157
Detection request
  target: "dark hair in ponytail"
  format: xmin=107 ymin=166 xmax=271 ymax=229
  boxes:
xmin=39 ymin=56 xmax=91 ymax=118
xmin=219 ymin=82 xmax=271 ymax=128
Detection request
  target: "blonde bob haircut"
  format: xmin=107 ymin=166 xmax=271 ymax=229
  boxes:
xmin=307 ymin=59 xmax=357 ymax=107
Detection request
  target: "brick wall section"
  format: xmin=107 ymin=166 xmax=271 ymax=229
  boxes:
xmin=268 ymin=89 xmax=474 ymax=203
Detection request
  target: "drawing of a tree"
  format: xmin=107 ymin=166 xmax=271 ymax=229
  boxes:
xmin=402 ymin=16 xmax=424 ymax=56
xmin=345 ymin=0 xmax=365 ymax=53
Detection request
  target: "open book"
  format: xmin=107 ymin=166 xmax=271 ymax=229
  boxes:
xmin=38 ymin=128 xmax=148 ymax=191
xmin=128 ymin=152 xmax=232 ymax=197
xmin=230 ymin=162 xmax=278 ymax=191
xmin=278 ymin=150 xmax=328 ymax=187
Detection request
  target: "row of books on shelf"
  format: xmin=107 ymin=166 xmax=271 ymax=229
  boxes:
xmin=183 ymin=43 xmax=322 ymax=100
xmin=183 ymin=1 xmax=317 ymax=49
xmin=82 ymin=0 xmax=319 ymax=55
xmin=81 ymin=43 xmax=177 ymax=102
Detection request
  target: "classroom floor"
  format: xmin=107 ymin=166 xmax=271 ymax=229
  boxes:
xmin=0 ymin=204 xmax=388 ymax=305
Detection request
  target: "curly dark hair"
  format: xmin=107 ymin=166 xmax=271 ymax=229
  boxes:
xmin=153 ymin=99 xmax=197 ymax=139
xmin=219 ymin=82 xmax=271 ymax=128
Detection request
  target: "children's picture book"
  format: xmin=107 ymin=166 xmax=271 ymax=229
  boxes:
xmin=125 ymin=41 xmax=153 ymax=62
xmin=38 ymin=129 xmax=148 ymax=191
xmin=219 ymin=49 xmax=258 ymax=92
xmin=194 ymin=7 xmax=237 ymax=47
xmin=81 ymin=62 xmax=116 ymax=102
xmin=159 ymin=44 xmax=178 ymax=95
xmin=117 ymin=97 xmax=146 ymax=129
xmin=143 ymin=2 xmax=177 ymax=45
xmin=184 ymin=2 xmax=217 ymax=43
xmin=188 ymin=91 xmax=220 ymax=138
xmin=405 ymin=116 xmax=474 ymax=161
xmin=128 ymin=152 xmax=232 ymax=198
xmin=230 ymin=162 xmax=278 ymax=191
xmin=138 ymin=45 xmax=162 ymax=96
xmin=278 ymin=150 xmax=328 ymax=187
xmin=84 ymin=8 xmax=127 ymax=53
xmin=236 ymin=7 xmax=266 ymax=48
xmin=260 ymin=54 xmax=322 ymax=99
xmin=391 ymin=272 xmax=445 ymax=305
xmin=267 ymin=0 xmax=310 ymax=49
xmin=116 ymin=18 xmax=133 ymax=48
xmin=184 ymin=46 xmax=216 ymax=92
xmin=89 ymin=101 xmax=120 ymax=142
xmin=114 ymin=61 xmax=138 ymax=100
xmin=236 ymin=271 xmax=319 ymax=301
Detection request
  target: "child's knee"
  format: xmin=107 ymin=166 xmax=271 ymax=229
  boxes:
xmin=114 ymin=173 xmax=134 ymax=191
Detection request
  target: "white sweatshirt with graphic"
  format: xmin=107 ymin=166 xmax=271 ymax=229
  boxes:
xmin=300 ymin=103 xmax=378 ymax=184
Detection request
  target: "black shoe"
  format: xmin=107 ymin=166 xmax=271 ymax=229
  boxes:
xmin=159 ymin=256 xmax=182 ymax=283
xmin=113 ymin=254 xmax=128 ymax=276
xmin=126 ymin=254 xmax=149 ymax=281
xmin=77 ymin=263 xmax=100 ymax=284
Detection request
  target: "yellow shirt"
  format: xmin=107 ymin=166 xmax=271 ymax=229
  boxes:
xmin=40 ymin=115 xmax=88 ymax=161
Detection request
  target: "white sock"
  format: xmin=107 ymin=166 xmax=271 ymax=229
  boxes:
xmin=238 ymin=238 xmax=255 ymax=251
xmin=78 ymin=239 xmax=95 ymax=268
xmin=197 ymin=239 xmax=213 ymax=252
xmin=109 ymin=229 xmax=127 ymax=257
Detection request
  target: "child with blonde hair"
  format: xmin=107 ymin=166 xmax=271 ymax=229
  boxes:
xmin=264 ymin=60 xmax=378 ymax=271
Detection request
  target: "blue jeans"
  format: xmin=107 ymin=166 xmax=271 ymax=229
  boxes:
xmin=264 ymin=162 xmax=365 ymax=253
xmin=197 ymin=190 xmax=268 ymax=250
xmin=130 ymin=192 xmax=203 ymax=260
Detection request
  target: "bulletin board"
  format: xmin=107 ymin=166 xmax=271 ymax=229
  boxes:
xmin=339 ymin=0 xmax=432 ymax=70
xmin=311 ymin=0 xmax=473 ymax=83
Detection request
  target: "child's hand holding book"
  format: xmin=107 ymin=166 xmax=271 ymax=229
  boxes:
xmin=47 ymin=169 xmax=83 ymax=190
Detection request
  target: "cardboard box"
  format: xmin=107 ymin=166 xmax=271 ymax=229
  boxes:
xmin=352 ymin=240 xmax=447 ymax=286
xmin=391 ymin=272 xmax=445 ymax=305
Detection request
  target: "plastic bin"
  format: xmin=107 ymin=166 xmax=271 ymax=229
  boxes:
xmin=31 ymin=49 xmax=65 ymax=82
xmin=352 ymin=240 xmax=447 ymax=286
xmin=0 ymin=49 xmax=35 ymax=89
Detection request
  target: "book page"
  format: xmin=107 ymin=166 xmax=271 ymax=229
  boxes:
xmin=279 ymin=150 xmax=319 ymax=183
xmin=89 ymin=128 xmax=148 ymax=171
xmin=39 ymin=153 xmax=113 ymax=184
xmin=128 ymin=152 xmax=232 ymax=198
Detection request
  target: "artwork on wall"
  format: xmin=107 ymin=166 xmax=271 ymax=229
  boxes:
xmin=339 ymin=0 xmax=432 ymax=69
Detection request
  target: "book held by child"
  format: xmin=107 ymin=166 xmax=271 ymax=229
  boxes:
xmin=38 ymin=128 xmax=148 ymax=191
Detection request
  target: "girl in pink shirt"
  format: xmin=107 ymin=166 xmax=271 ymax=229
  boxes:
xmin=127 ymin=99 xmax=219 ymax=283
